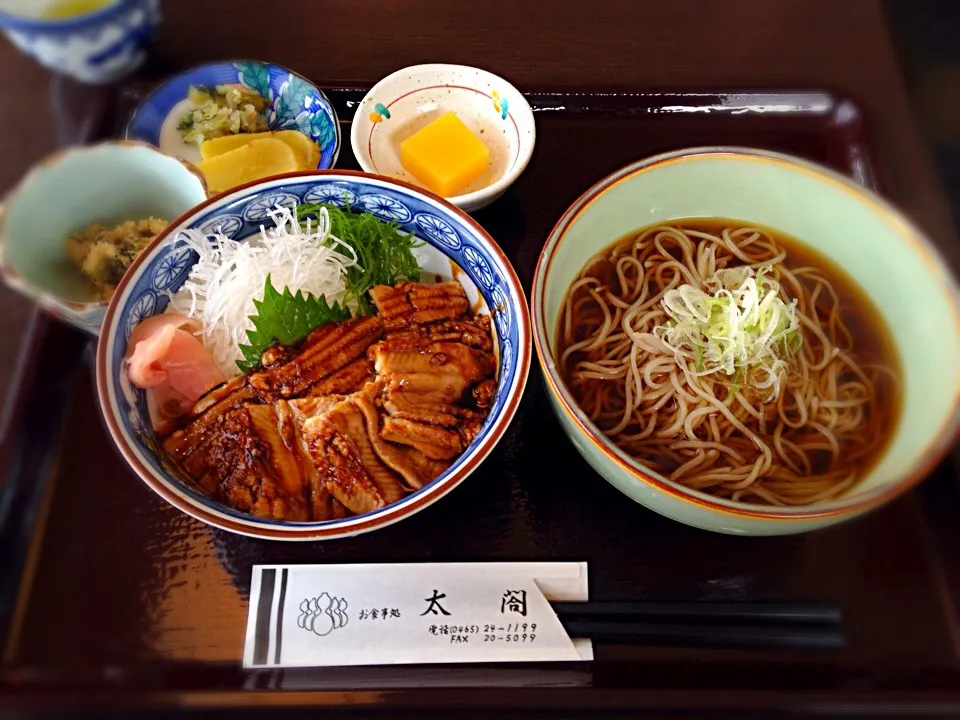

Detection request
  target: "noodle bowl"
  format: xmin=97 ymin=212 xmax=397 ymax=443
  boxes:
xmin=557 ymin=221 xmax=900 ymax=507
xmin=533 ymin=148 xmax=960 ymax=535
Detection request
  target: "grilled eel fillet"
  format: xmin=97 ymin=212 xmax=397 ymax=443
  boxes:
xmin=368 ymin=281 xmax=470 ymax=331
xmin=161 ymin=323 xmax=379 ymax=521
xmin=249 ymin=316 xmax=383 ymax=398
xmin=366 ymin=281 xmax=497 ymax=469
xmin=160 ymin=280 xmax=496 ymax=521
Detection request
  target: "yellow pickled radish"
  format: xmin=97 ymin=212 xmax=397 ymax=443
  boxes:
xmin=273 ymin=130 xmax=321 ymax=170
xmin=200 ymin=130 xmax=321 ymax=170
xmin=199 ymin=132 xmax=273 ymax=160
xmin=198 ymin=139 xmax=298 ymax=194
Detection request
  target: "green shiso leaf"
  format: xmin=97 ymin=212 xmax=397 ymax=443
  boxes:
xmin=237 ymin=274 xmax=350 ymax=373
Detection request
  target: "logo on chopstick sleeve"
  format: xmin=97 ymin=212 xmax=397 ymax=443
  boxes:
xmin=297 ymin=592 xmax=350 ymax=636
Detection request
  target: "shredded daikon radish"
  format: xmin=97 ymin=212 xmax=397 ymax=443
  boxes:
xmin=654 ymin=265 xmax=801 ymax=400
xmin=168 ymin=205 xmax=358 ymax=374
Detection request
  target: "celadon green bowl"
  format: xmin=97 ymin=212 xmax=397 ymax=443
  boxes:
xmin=532 ymin=147 xmax=960 ymax=535
xmin=0 ymin=141 xmax=207 ymax=335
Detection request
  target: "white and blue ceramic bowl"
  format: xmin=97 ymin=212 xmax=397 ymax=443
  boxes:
xmin=96 ymin=170 xmax=531 ymax=540
xmin=0 ymin=141 xmax=207 ymax=335
xmin=0 ymin=0 xmax=160 ymax=84
xmin=351 ymin=64 xmax=536 ymax=212
xmin=126 ymin=60 xmax=340 ymax=170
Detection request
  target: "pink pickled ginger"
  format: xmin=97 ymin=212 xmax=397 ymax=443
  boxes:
xmin=126 ymin=313 xmax=227 ymax=431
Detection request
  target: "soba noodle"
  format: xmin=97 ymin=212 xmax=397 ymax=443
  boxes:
xmin=558 ymin=223 xmax=899 ymax=507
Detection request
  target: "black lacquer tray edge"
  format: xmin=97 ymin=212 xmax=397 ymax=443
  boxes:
xmin=4 ymin=85 xmax=959 ymax=714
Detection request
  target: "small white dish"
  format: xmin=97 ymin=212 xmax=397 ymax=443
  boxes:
xmin=351 ymin=64 xmax=535 ymax=213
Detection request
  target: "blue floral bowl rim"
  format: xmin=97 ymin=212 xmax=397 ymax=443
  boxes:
xmin=95 ymin=168 xmax=531 ymax=540
xmin=124 ymin=58 xmax=342 ymax=170
xmin=0 ymin=0 xmax=139 ymax=31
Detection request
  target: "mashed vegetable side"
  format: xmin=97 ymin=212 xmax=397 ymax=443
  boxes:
xmin=178 ymin=84 xmax=271 ymax=146
xmin=65 ymin=217 xmax=168 ymax=301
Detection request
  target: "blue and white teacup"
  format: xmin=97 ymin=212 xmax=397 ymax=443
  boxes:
xmin=0 ymin=0 xmax=161 ymax=84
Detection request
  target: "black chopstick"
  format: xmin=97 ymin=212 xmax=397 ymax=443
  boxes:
xmin=559 ymin=619 xmax=846 ymax=651
xmin=549 ymin=602 xmax=845 ymax=651
xmin=551 ymin=601 xmax=842 ymax=625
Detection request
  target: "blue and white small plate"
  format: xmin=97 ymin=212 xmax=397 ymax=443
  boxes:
xmin=126 ymin=59 xmax=340 ymax=169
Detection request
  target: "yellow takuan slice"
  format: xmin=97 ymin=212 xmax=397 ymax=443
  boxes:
xmin=199 ymin=131 xmax=272 ymax=160
xmin=198 ymin=138 xmax=298 ymax=194
xmin=200 ymin=130 xmax=321 ymax=170
xmin=273 ymin=130 xmax=321 ymax=169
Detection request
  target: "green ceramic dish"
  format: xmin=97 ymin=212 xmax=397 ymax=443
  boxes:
xmin=0 ymin=141 xmax=207 ymax=335
xmin=532 ymin=147 xmax=960 ymax=535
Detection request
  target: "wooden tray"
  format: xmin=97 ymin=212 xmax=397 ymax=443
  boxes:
xmin=2 ymin=87 xmax=960 ymax=715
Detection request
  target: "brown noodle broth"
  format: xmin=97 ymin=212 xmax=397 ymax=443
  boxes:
xmin=555 ymin=219 xmax=901 ymax=506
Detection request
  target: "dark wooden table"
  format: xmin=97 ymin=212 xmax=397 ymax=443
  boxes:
xmin=1 ymin=1 xmax=959 ymax=716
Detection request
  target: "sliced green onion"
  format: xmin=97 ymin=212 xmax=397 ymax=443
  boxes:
xmin=655 ymin=265 xmax=801 ymax=400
